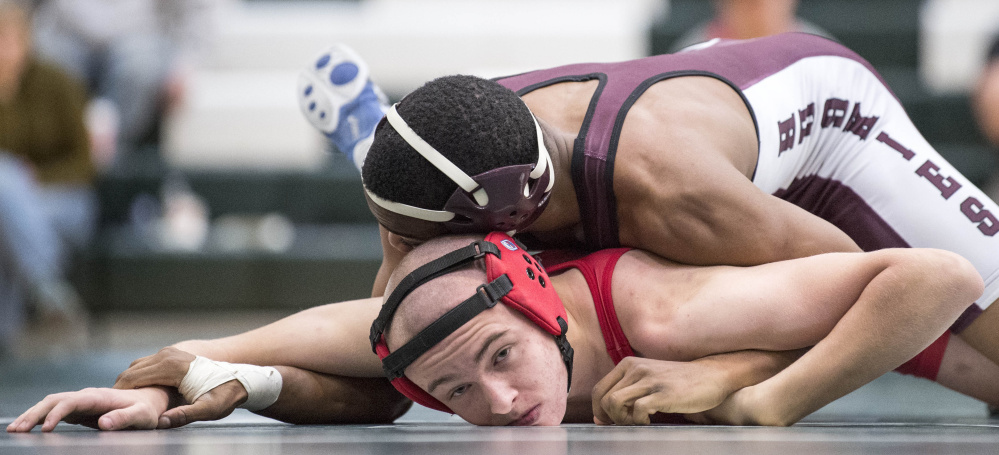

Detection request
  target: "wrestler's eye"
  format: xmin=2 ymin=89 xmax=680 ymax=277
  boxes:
xmin=451 ymin=384 xmax=470 ymax=399
xmin=495 ymin=347 xmax=510 ymax=364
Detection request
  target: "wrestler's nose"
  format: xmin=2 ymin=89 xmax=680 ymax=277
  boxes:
xmin=483 ymin=377 xmax=517 ymax=416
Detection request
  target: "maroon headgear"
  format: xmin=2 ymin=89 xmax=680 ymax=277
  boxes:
xmin=363 ymin=103 xmax=554 ymax=239
xmin=369 ymin=232 xmax=573 ymax=413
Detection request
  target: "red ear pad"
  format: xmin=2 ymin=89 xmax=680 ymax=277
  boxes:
xmin=483 ymin=232 xmax=567 ymax=337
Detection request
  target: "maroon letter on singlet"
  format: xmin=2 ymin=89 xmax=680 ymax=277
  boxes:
xmin=876 ymin=132 xmax=915 ymax=160
xmin=798 ymin=103 xmax=815 ymax=144
xmin=822 ymin=98 xmax=849 ymax=128
xmin=778 ymin=115 xmax=796 ymax=155
xmin=843 ymin=103 xmax=879 ymax=140
xmin=961 ymin=197 xmax=999 ymax=236
xmin=916 ymin=160 xmax=963 ymax=199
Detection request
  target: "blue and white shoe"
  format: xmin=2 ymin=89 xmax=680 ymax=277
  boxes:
xmin=297 ymin=44 xmax=388 ymax=171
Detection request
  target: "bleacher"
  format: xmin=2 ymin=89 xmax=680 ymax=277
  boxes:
xmin=76 ymin=0 xmax=662 ymax=311
xmin=79 ymin=0 xmax=999 ymax=312
xmin=76 ymin=152 xmax=379 ymax=312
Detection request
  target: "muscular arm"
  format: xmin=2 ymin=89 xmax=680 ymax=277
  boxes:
xmin=625 ymin=248 xmax=967 ymax=360
xmin=600 ymin=248 xmax=982 ymax=425
xmin=617 ymin=154 xmax=861 ymax=267
xmin=117 ymin=297 xmax=411 ymax=425
xmin=700 ymin=248 xmax=984 ymax=425
xmin=258 ymin=367 xmax=410 ymax=424
xmin=173 ymin=298 xmax=384 ymax=376
xmin=694 ymin=349 xmax=805 ymax=393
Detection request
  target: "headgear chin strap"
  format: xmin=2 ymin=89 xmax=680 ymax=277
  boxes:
xmin=369 ymin=232 xmax=573 ymax=414
xmin=364 ymin=102 xmax=555 ymax=237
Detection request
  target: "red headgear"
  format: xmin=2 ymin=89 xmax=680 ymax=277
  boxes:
xmin=369 ymin=232 xmax=573 ymax=413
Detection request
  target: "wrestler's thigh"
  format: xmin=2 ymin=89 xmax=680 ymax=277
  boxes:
xmin=936 ymin=335 xmax=999 ymax=405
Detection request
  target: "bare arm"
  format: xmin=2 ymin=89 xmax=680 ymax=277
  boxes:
xmin=8 ymin=366 xmax=409 ymax=431
xmin=258 ymin=366 xmax=410 ymax=424
xmin=617 ymin=156 xmax=862 ymax=267
xmin=115 ymin=297 xmax=411 ymax=426
xmin=171 ymin=297 xmax=384 ymax=376
xmin=597 ymin=248 xmax=982 ymax=425
xmin=698 ymin=248 xmax=984 ymax=426
xmin=626 ymin=248 xmax=966 ymax=361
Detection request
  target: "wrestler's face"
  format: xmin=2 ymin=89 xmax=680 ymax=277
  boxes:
xmin=405 ymin=304 xmax=568 ymax=426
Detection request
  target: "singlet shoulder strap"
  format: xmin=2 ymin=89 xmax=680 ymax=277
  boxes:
xmin=543 ymin=248 xmax=635 ymax=364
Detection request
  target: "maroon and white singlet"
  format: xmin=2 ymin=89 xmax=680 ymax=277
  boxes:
xmin=498 ymin=33 xmax=999 ymax=332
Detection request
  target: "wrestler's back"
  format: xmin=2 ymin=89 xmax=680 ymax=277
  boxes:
xmin=520 ymin=76 xmax=759 ymax=251
xmin=521 ymin=76 xmax=758 ymax=177
xmin=503 ymin=33 xmax=870 ymax=268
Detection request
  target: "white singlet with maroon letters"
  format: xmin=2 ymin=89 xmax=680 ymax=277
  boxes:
xmin=744 ymin=42 xmax=999 ymax=330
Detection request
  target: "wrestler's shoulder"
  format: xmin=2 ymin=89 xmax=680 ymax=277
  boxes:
xmin=615 ymin=79 xmax=757 ymax=175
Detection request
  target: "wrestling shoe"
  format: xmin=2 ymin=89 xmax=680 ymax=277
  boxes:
xmin=297 ymin=44 xmax=388 ymax=171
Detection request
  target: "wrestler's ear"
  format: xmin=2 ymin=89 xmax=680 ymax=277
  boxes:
xmin=387 ymin=232 xmax=421 ymax=253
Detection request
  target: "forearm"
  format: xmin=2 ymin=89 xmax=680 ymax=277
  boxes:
xmin=642 ymin=199 xmax=863 ymax=267
xmin=183 ymin=296 xmax=410 ymax=424
xmin=257 ymin=366 xmax=410 ymax=424
xmin=698 ymin=349 xmax=805 ymax=394
xmin=767 ymin=204 xmax=862 ymax=261
xmin=173 ymin=339 xmax=232 ymax=360
xmin=172 ymin=299 xmax=384 ymax=377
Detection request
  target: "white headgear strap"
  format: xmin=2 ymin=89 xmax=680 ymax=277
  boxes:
xmin=364 ymin=103 xmax=553 ymax=223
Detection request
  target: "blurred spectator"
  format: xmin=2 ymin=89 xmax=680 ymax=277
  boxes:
xmin=0 ymin=0 xmax=96 ymax=355
xmin=974 ymin=34 xmax=999 ymax=148
xmin=31 ymin=0 xmax=220 ymax=163
xmin=670 ymin=0 xmax=833 ymax=52
xmin=974 ymin=33 xmax=999 ymax=201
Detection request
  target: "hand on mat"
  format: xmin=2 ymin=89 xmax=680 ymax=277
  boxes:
xmin=6 ymin=387 xmax=172 ymax=432
xmin=592 ymin=357 xmax=731 ymax=425
xmin=115 ymin=346 xmax=196 ymax=390
xmin=156 ymin=379 xmax=248 ymax=429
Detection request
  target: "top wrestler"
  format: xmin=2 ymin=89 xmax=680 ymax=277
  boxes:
xmin=6 ymin=232 xmax=989 ymax=431
xmin=293 ymin=32 xmax=999 ymax=416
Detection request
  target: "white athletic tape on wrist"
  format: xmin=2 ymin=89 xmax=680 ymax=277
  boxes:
xmin=178 ymin=356 xmax=283 ymax=411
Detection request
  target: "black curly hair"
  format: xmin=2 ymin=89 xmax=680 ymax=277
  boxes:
xmin=362 ymin=75 xmax=538 ymax=209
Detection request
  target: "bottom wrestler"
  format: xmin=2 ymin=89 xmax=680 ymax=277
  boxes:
xmin=6 ymin=233 xmax=991 ymax=430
